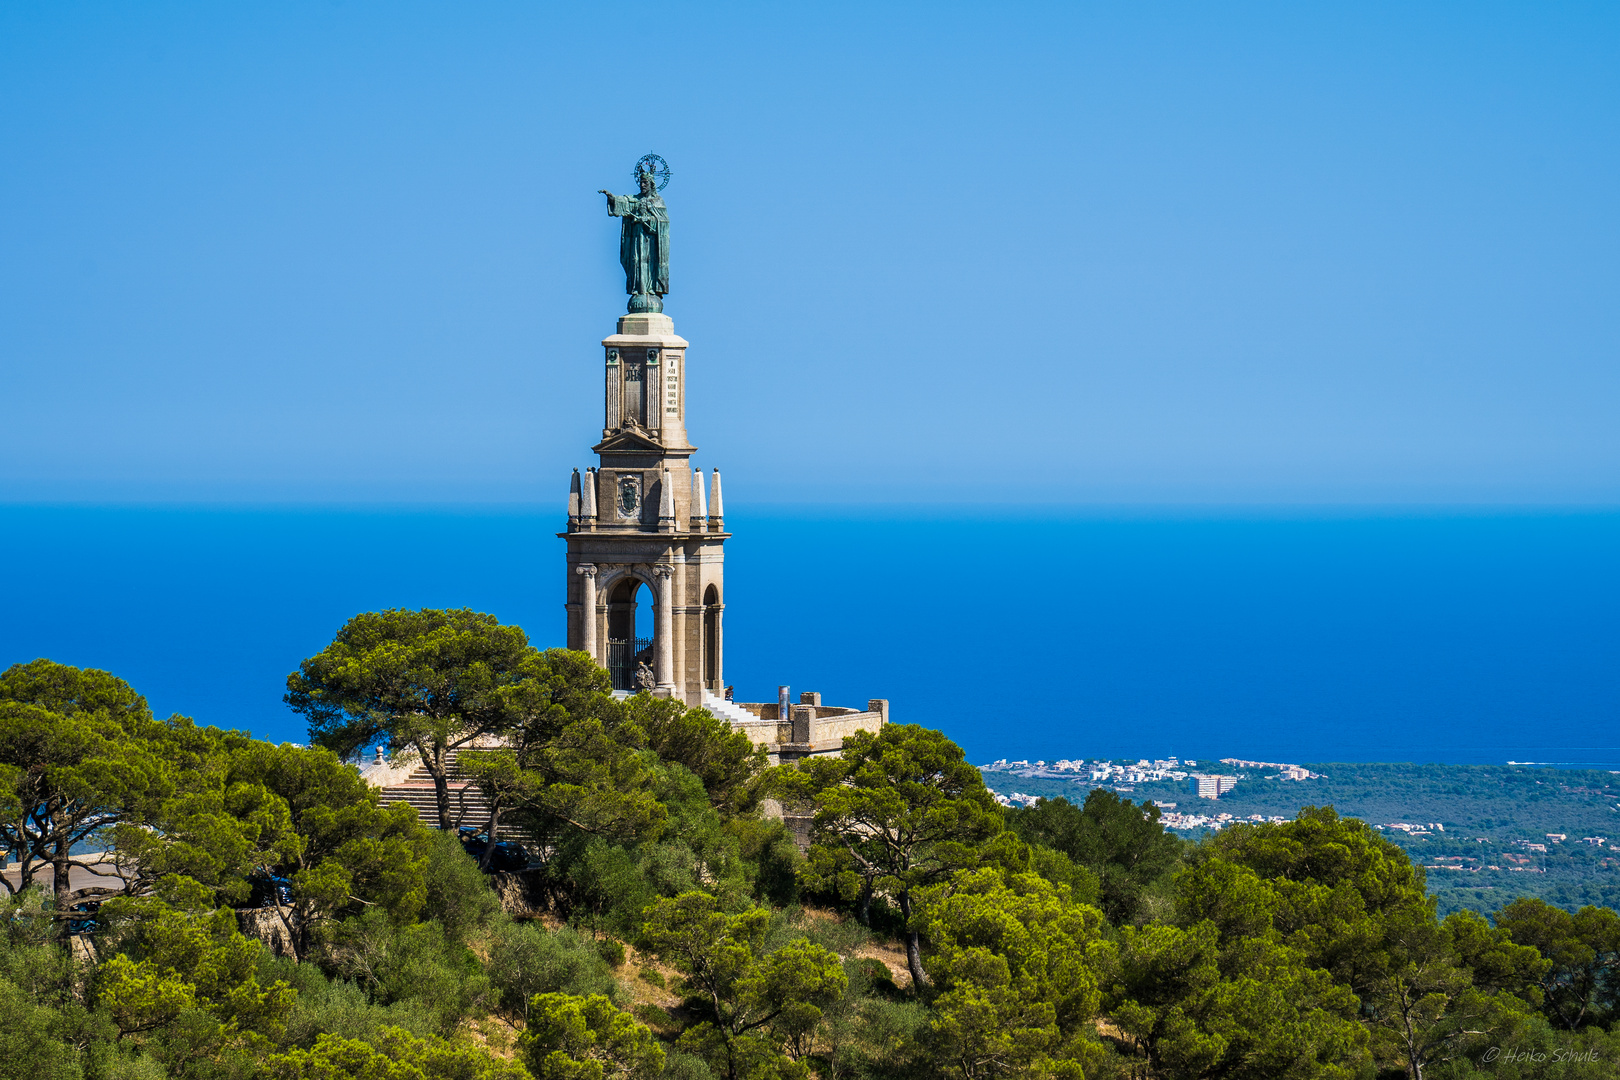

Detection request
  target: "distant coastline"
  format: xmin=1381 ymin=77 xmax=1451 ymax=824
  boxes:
xmin=979 ymin=757 xmax=1620 ymax=917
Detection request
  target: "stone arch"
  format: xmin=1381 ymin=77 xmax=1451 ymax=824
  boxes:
xmin=595 ymin=563 xmax=655 ymax=599
xmin=600 ymin=565 xmax=657 ymax=690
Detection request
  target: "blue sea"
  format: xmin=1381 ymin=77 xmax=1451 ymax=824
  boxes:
xmin=1 ymin=506 xmax=1616 ymax=769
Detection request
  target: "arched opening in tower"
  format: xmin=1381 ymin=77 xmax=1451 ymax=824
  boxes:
xmin=606 ymin=577 xmax=654 ymax=690
xmin=702 ymin=584 xmax=721 ymax=690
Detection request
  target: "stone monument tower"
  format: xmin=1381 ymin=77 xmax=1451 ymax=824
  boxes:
xmin=365 ymin=157 xmax=886 ymax=837
xmin=561 ymin=157 xmax=886 ymax=764
xmin=563 ymin=156 xmax=726 ymax=705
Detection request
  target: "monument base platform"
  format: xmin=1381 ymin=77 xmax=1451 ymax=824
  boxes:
xmin=704 ymin=690 xmax=887 ymax=765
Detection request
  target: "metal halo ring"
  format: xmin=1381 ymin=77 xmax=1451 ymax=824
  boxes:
xmin=633 ymin=153 xmax=671 ymax=191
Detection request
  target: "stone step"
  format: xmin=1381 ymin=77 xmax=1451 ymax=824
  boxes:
xmin=702 ymin=690 xmax=760 ymax=728
xmin=376 ymin=776 xmax=532 ymax=843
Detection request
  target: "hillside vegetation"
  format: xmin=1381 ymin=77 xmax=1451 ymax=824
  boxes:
xmin=3 ymin=609 xmax=1619 ymax=1079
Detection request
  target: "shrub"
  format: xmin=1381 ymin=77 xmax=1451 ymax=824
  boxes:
xmin=659 ymin=1048 xmax=717 ymax=1080
xmin=422 ymin=829 xmax=502 ymax=945
xmin=484 ymin=921 xmax=619 ymax=1023
xmin=729 ymin=817 xmax=801 ymax=907
xmin=274 ymin=963 xmax=440 ymax=1049
xmin=596 ymin=937 xmax=626 ymax=967
xmin=0 ymin=978 xmax=84 ymax=1080
xmin=266 ymin=1025 xmax=527 ymax=1079
xmin=521 ymin=993 xmax=664 ymax=1080
xmin=322 ymin=910 xmax=493 ymax=1036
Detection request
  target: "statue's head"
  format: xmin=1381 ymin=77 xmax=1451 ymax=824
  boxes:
xmin=638 ymin=171 xmax=656 ymax=194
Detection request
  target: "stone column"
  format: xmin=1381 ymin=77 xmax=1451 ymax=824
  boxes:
xmin=575 ymin=564 xmax=598 ymax=663
xmin=711 ymin=603 xmax=724 ymax=691
xmin=653 ymin=563 xmax=675 ymax=693
xmin=671 ymin=558 xmax=686 ymax=702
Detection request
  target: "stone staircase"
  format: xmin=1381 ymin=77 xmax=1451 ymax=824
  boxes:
xmin=610 ymin=686 xmax=759 ymax=728
xmin=702 ymin=689 xmax=760 ymax=727
xmin=374 ymin=751 xmax=528 ymax=842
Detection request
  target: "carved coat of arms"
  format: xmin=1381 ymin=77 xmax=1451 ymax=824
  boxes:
xmin=618 ymin=475 xmax=641 ymax=517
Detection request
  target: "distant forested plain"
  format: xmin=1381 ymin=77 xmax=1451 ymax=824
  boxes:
xmin=979 ymin=763 xmax=1620 ymax=916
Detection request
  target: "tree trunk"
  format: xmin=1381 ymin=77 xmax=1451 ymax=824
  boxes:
xmin=1400 ymin=992 xmax=1422 ymax=1080
xmin=478 ymin=799 xmax=504 ymax=871
xmin=857 ymin=881 xmax=873 ymax=926
xmin=424 ymin=742 xmax=453 ymax=832
xmin=52 ymin=827 xmax=72 ymax=938
xmin=898 ymin=890 xmax=929 ymax=989
xmin=272 ymin=905 xmax=304 ymax=962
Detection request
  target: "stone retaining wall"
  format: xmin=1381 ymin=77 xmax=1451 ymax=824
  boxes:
xmin=732 ymin=696 xmax=888 ymax=764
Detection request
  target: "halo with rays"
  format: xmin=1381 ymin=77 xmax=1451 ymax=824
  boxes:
xmin=633 ymin=154 xmax=671 ymax=191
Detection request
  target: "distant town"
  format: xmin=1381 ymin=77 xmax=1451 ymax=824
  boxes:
xmin=978 ymin=755 xmax=1329 ymax=829
xmin=976 ymin=756 xmax=1620 ymax=916
xmin=976 ymin=755 xmax=1612 ymax=841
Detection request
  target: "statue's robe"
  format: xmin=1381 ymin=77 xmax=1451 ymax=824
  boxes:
xmin=605 ymin=192 xmax=670 ymax=298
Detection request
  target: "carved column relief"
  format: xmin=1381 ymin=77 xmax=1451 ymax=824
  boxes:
xmin=646 ymin=348 xmax=662 ymax=432
xmin=604 ymin=349 xmax=621 ymax=430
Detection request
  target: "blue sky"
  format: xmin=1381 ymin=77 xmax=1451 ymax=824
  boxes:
xmin=3 ymin=2 xmax=1619 ymax=506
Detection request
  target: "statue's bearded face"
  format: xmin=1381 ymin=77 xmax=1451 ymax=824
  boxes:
xmin=639 ymin=172 xmax=655 ymax=195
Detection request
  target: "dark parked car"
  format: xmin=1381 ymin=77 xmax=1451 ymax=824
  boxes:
xmin=64 ymin=899 xmax=101 ymax=935
xmin=246 ymin=871 xmax=294 ymax=908
xmin=456 ymin=827 xmax=530 ymax=873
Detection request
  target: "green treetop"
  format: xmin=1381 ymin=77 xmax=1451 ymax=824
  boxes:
xmin=639 ymin=891 xmax=847 ymax=1080
xmin=917 ymin=866 xmax=1113 ymax=1079
xmin=522 ymin=992 xmax=665 ymax=1080
xmin=0 ymin=660 xmax=184 ymax=926
xmin=286 ymin=608 xmax=551 ymax=830
xmin=1494 ymin=897 xmax=1620 ymax=1030
xmin=796 ymin=724 xmax=1003 ymax=990
xmin=1006 ymin=791 xmax=1184 ymax=925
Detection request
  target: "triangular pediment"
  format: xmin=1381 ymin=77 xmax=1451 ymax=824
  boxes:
xmin=593 ymin=427 xmax=667 ymax=453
